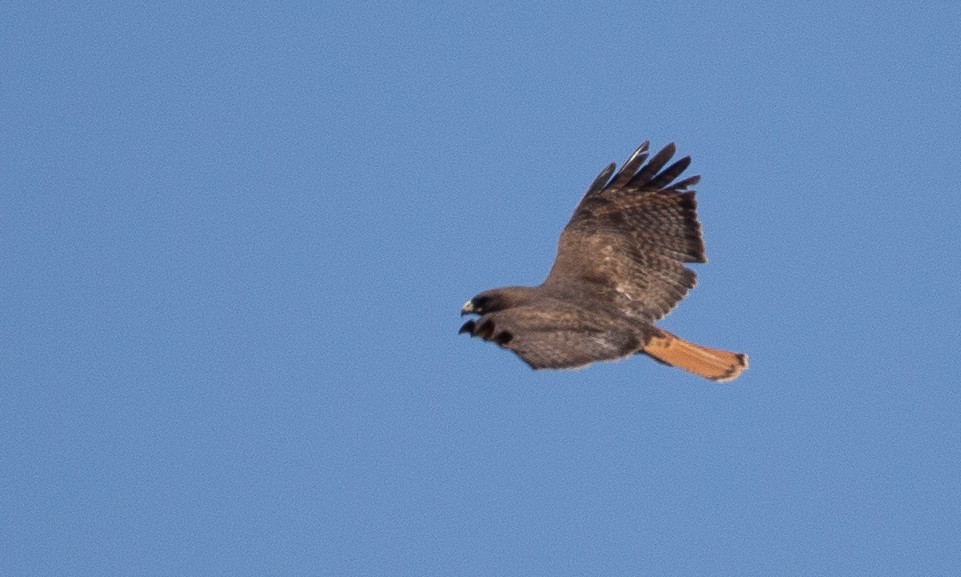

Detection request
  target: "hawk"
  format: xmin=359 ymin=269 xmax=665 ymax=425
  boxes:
xmin=459 ymin=141 xmax=747 ymax=382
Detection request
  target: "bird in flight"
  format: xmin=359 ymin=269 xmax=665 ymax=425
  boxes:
xmin=459 ymin=141 xmax=747 ymax=382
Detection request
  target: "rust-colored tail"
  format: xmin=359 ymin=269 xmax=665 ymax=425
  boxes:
xmin=642 ymin=330 xmax=748 ymax=382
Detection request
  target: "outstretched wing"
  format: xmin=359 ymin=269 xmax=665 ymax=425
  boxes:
xmin=458 ymin=301 xmax=643 ymax=369
xmin=544 ymin=142 xmax=706 ymax=323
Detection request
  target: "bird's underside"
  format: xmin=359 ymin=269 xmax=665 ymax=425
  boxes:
xmin=459 ymin=141 xmax=747 ymax=382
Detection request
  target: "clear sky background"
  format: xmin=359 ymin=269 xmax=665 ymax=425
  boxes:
xmin=3 ymin=2 xmax=960 ymax=575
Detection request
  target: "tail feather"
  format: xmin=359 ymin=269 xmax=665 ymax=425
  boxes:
xmin=643 ymin=330 xmax=748 ymax=382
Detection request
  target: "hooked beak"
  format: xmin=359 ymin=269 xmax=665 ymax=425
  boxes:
xmin=460 ymin=300 xmax=477 ymax=316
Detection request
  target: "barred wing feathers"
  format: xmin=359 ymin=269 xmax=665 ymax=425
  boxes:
xmin=544 ymin=142 xmax=706 ymax=323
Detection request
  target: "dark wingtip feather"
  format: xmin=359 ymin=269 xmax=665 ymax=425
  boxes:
xmin=585 ymin=141 xmax=700 ymax=197
xmin=475 ymin=318 xmax=495 ymax=339
xmin=673 ymin=175 xmax=701 ymax=190
xmin=627 ymin=142 xmax=677 ymax=189
xmin=586 ymin=162 xmax=617 ymax=196
xmin=648 ymin=156 xmax=692 ymax=190
xmin=493 ymin=330 xmax=513 ymax=345
xmin=608 ymin=142 xmax=650 ymax=189
xmin=632 ymin=141 xmax=651 ymax=159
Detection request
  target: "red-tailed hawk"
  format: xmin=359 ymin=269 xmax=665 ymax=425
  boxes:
xmin=459 ymin=141 xmax=747 ymax=382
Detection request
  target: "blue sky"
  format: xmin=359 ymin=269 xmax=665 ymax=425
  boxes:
xmin=3 ymin=1 xmax=960 ymax=575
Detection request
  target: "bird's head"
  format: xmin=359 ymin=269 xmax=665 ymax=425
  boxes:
xmin=461 ymin=293 xmax=494 ymax=316
xmin=461 ymin=287 xmax=537 ymax=316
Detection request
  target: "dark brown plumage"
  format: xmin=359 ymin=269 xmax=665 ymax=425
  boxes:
xmin=459 ymin=141 xmax=747 ymax=382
